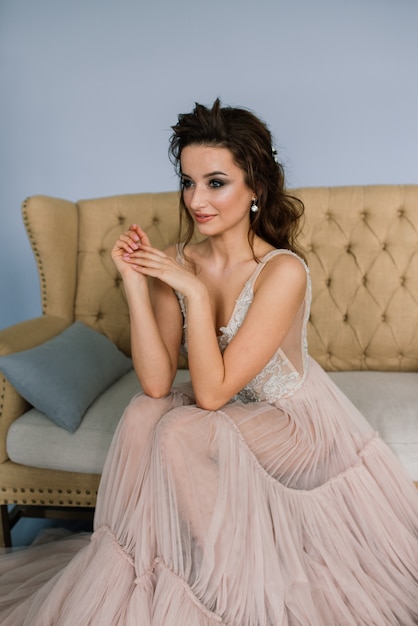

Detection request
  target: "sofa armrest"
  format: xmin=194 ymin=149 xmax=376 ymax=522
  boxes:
xmin=0 ymin=315 xmax=70 ymax=462
xmin=22 ymin=195 xmax=78 ymax=321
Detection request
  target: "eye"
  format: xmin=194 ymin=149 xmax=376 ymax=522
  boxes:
xmin=209 ymin=179 xmax=224 ymax=188
xmin=181 ymin=178 xmax=193 ymax=190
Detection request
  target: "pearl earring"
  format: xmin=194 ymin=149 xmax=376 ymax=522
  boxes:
xmin=250 ymin=198 xmax=259 ymax=213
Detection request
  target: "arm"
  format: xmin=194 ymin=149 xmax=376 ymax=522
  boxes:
xmin=186 ymin=254 xmax=307 ymax=409
xmin=125 ymin=243 xmax=307 ymax=410
xmin=111 ymin=226 xmax=184 ymax=397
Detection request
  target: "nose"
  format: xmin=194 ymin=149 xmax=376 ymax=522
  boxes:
xmin=188 ymin=185 xmax=207 ymax=210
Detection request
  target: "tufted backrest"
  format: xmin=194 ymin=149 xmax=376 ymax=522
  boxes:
xmin=23 ymin=185 xmax=418 ymax=372
xmin=75 ymin=192 xmax=181 ymax=355
xmin=297 ymin=185 xmax=418 ymax=371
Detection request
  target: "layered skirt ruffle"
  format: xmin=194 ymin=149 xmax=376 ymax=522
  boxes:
xmin=1 ymin=358 xmax=417 ymax=625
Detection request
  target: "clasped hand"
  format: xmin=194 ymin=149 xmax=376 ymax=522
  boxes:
xmin=111 ymin=224 xmax=198 ymax=296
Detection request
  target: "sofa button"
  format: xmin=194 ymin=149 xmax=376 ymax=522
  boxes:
xmin=381 ymin=314 xmax=386 ymax=322
xmin=343 ymin=314 xmax=348 ymax=322
xmin=325 ymin=278 xmax=331 ymax=287
xmin=398 ymin=208 xmax=405 ymax=217
xmin=382 ymin=243 xmax=387 ymax=251
xmin=360 ymin=211 xmax=368 ymax=220
xmin=362 ymin=275 xmax=367 ymax=285
xmin=400 ymin=276 xmax=405 ymax=286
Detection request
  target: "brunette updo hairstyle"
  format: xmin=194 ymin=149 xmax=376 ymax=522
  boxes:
xmin=169 ymin=98 xmax=305 ymax=261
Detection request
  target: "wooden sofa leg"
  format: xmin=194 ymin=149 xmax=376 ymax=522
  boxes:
xmin=0 ymin=504 xmax=12 ymax=548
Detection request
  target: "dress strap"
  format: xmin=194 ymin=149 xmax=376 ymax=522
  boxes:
xmin=247 ymin=249 xmax=306 ymax=289
xmin=247 ymin=249 xmax=307 ymax=375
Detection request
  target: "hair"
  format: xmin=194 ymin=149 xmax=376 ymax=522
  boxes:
xmin=169 ymin=98 xmax=306 ymax=261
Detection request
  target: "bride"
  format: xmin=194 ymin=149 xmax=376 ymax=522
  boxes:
xmin=1 ymin=99 xmax=417 ymax=625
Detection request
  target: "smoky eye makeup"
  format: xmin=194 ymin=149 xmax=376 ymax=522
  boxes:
xmin=180 ymin=177 xmax=193 ymax=189
xmin=209 ymin=179 xmax=225 ymax=188
xmin=180 ymin=170 xmax=229 ymax=190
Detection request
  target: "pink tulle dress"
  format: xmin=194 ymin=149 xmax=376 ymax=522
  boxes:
xmin=1 ymin=249 xmax=417 ymax=625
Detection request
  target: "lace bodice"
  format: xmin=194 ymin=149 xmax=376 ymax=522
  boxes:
xmin=175 ymin=248 xmax=311 ymax=403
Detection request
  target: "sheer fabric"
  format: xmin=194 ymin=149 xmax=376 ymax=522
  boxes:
xmin=0 ymin=250 xmax=417 ymax=625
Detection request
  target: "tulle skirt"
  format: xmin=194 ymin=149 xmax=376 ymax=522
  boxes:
xmin=1 ymin=358 xmax=417 ymax=625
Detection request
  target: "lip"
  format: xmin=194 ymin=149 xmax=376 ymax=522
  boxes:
xmin=193 ymin=213 xmax=216 ymax=223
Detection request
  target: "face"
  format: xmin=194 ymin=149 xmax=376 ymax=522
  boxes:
xmin=180 ymin=144 xmax=255 ymax=236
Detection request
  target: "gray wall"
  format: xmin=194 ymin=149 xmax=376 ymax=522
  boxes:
xmin=1 ymin=0 xmax=417 ymax=329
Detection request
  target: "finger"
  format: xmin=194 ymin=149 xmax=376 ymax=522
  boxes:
xmin=117 ymin=232 xmax=141 ymax=253
xmin=130 ymin=224 xmax=152 ymax=247
xmin=123 ymin=248 xmax=168 ymax=269
xmin=125 ymin=249 xmax=169 ymax=269
xmin=134 ymin=244 xmax=166 ymax=258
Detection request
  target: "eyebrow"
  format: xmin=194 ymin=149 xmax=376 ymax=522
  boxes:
xmin=181 ymin=170 xmax=229 ymax=179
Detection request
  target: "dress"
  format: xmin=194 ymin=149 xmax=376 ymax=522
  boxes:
xmin=0 ymin=249 xmax=417 ymax=625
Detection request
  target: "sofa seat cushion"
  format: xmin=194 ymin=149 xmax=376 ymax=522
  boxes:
xmin=6 ymin=370 xmax=417 ymax=481
xmin=328 ymin=371 xmax=418 ymax=480
xmin=6 ymin=369 xmax=192 ymax=475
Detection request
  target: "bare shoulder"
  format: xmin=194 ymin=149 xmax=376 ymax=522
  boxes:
xmin=255 ymin=251 xmax=307 ymax=294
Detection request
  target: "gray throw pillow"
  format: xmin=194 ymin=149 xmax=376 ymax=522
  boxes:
xmin=0 ymin=321 xmax=133 ymax=432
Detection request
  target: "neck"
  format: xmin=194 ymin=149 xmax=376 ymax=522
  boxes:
xmin=202 ymin=231 xmax=264 ymax=267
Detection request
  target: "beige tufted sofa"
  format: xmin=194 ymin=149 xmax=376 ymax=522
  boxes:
xmin=1 ymin=185 xmax=417 ymax=546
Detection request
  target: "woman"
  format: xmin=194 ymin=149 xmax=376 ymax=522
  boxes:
xmin=1 ymin=99 xmax=417 ymax=624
